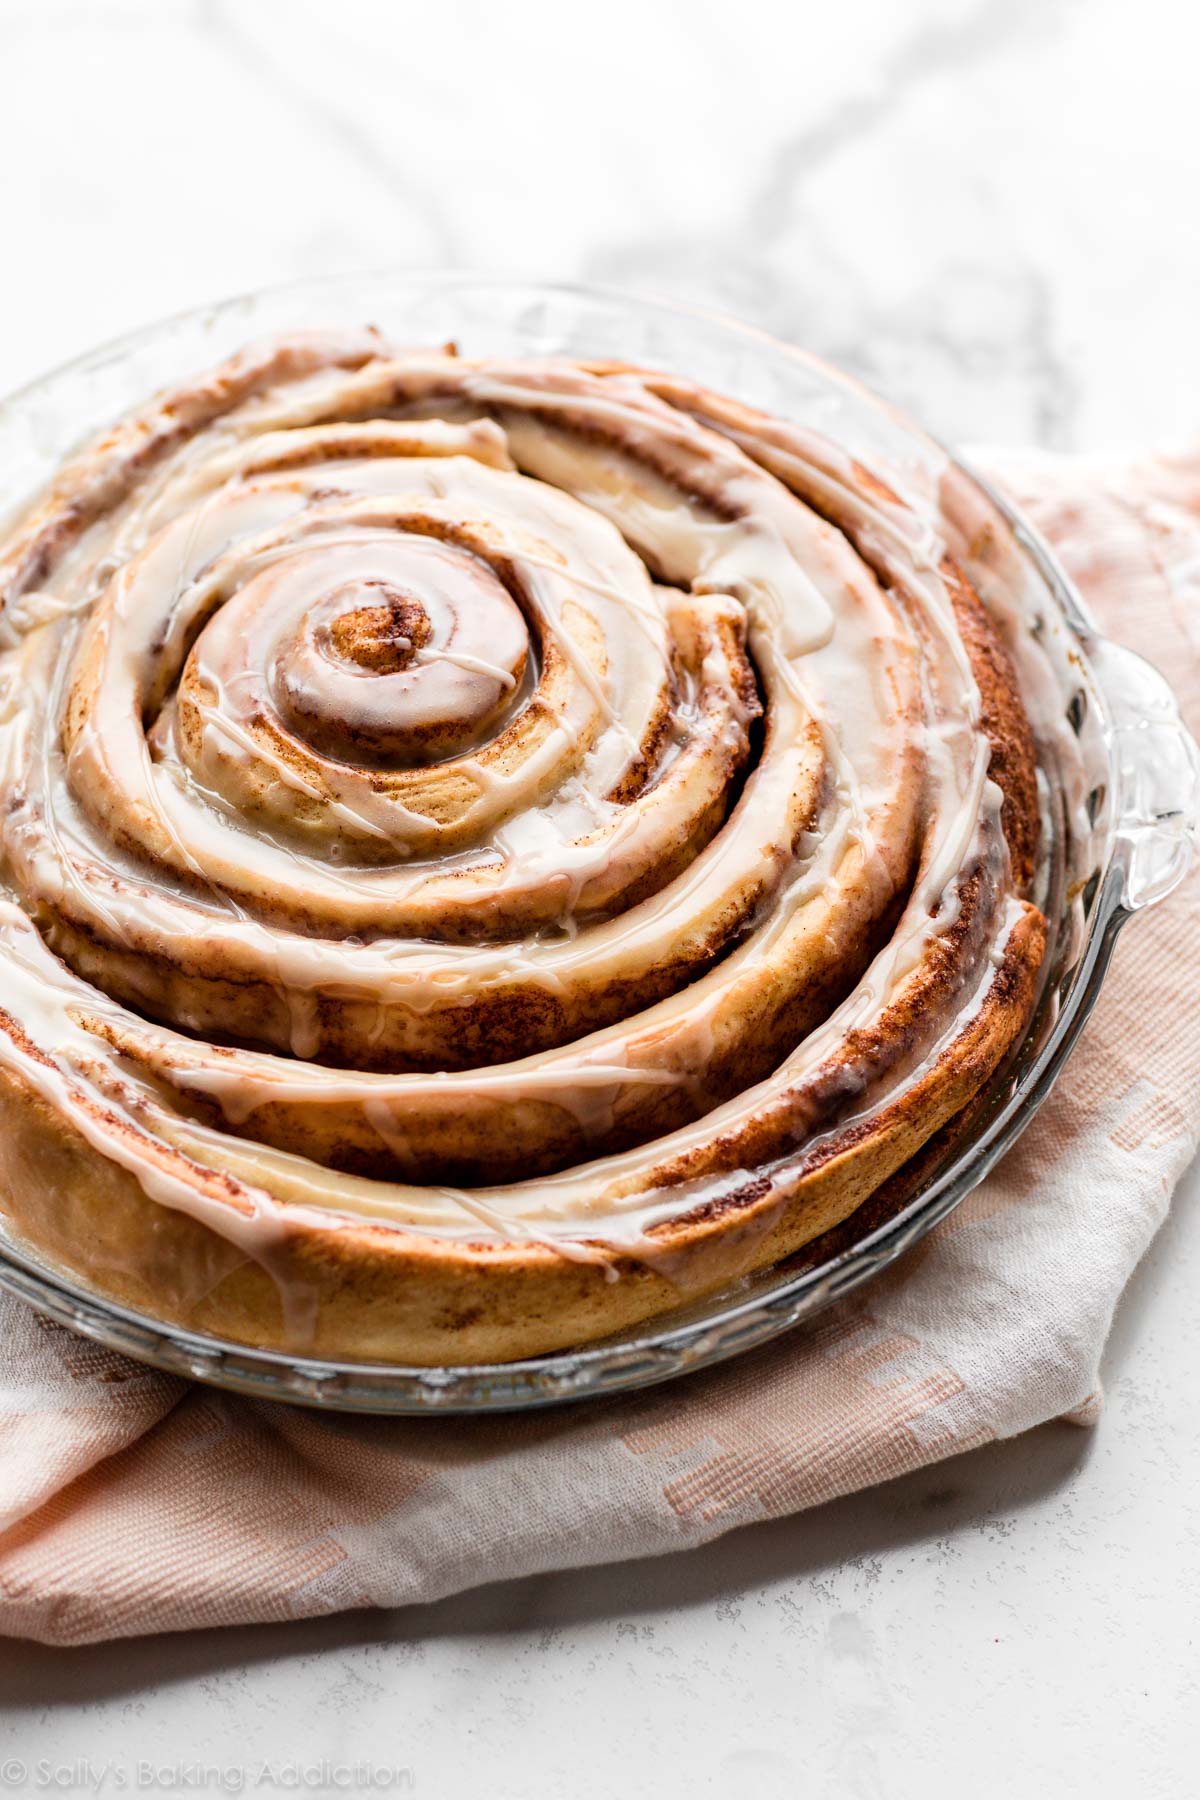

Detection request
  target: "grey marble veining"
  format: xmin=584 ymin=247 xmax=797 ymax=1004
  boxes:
xmin=3 ymin=0 xmax=1195 ymax=453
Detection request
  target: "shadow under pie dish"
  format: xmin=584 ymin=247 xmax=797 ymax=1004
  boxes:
xmin=0 ymin=280 xmax=1180 ymax=1392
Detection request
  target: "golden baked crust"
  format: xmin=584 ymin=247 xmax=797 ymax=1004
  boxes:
xmin=0 ymin=335 xmax=1047 ymax=1363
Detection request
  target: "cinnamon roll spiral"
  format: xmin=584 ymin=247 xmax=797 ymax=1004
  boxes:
xmin=0 ymin=332 xmax=1046 ymax=1363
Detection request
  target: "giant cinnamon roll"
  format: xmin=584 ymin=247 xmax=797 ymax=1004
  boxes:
xmin=0 ymin=332 xmax=1046 ymax=1363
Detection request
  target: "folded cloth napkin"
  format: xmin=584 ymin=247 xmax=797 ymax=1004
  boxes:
xmin=0 ymin=449 xmax=1196 ymax=1646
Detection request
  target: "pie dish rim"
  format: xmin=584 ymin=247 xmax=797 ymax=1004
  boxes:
xmin=0 ymin=272 xmax=1191 ymax=1411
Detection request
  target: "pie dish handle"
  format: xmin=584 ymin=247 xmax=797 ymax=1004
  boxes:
xmin=1088 ymin=635 xmax=1200 ymax=912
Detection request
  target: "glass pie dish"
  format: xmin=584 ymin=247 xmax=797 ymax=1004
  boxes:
xmin=0 ymin=273 xmax=1194 ymax=1413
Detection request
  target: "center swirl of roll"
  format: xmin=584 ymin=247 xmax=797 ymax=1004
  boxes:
xmin=201 ymin=534 xmax=532 ymax=770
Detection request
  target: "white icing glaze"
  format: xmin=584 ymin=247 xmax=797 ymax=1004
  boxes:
xmin=0 ymin=338 xmax=1045 ymax=1316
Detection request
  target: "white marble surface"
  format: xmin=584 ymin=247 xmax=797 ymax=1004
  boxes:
xmin=1 ymin=0 xmax=1198 ymax=1792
